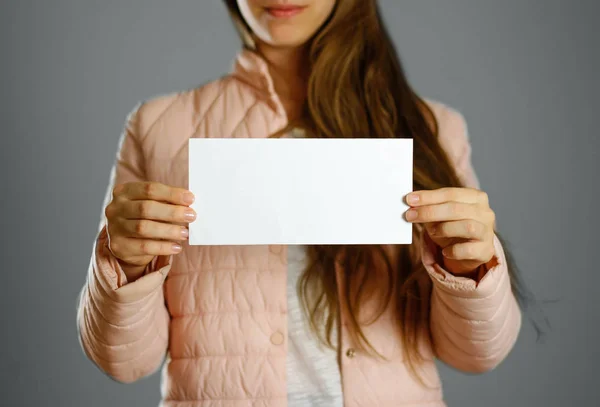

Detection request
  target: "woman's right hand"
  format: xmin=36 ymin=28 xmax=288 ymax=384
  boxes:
xmin=105 ymin=182 xmax=196 ymax=282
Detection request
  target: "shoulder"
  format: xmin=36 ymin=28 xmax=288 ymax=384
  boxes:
xmin=422 ymin=98 xmax=471 ymax=159
xmin=423 ymin=98 xmax=468 ymax=139
xmin=130 ymin=74 xmax=251 ymax=140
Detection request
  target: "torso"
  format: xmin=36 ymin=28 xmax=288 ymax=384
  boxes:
xmin=135 ymin=49 xmax=455 ymax=406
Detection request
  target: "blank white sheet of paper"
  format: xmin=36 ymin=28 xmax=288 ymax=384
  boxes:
xmin=188 ymin=138 xmax=413 ymax=245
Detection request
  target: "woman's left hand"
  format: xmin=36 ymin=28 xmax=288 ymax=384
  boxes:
xmin=405 ymin=187 xmax=496 ymax=277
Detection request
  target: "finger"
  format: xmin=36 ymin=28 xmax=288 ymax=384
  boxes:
xmin=121 ymin=219 xmax=189 ymax=241
xmin=110 ymin=236 xmax=183 ymax=258
xmin=429 ymin=219 xmax=487 ymax=240
xmin=121 ymin=200 xmax=197 ymax=223
xmin=405 ymin=202 xmax=479 ymax=223
xmin=122 ymin=182 xmax=195 ymax=205
xmin=441 ymin=241 xmax=494 ymax=262
xmin=406 ymin=188 xmax=488 ymax=207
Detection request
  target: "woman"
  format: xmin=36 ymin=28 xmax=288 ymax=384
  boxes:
xmin=77 ymin=1 xmax=525 ymax=406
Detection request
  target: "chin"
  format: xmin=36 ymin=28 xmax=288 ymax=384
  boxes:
xmin=265 ymin=28 xmax=311 ymax=48
xmin=269 ymin=38 xmax=310 ymax=48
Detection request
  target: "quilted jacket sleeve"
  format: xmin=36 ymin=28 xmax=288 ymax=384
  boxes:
xmin=422 ymin=107 xmax=522 ymax=373
xmin=77 ymin=102 xmax=173 ymax=383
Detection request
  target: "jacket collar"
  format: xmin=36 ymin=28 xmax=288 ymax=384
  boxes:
xmin=231 ymin=48 xmax=288 ymax=121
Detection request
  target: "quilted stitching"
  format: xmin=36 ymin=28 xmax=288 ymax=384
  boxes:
xmin=77 ymin=49 xmax=521 ymax=406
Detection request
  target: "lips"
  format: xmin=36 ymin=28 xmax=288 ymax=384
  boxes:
xmin=265 ymin=4 xmax=307 ymax=18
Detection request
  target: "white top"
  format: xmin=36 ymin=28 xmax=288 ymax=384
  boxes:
xmin=286 ymin=245 xmax=344 ymax=406
xmin=283 ymin=127 xmax=343 ymax=406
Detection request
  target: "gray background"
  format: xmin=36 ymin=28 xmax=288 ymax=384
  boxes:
xmin=0 ymin=0 xmax=597 ymax=406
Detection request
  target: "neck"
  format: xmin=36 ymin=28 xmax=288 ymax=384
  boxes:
xmin=256 ymin=42 xmax=309 ymax=121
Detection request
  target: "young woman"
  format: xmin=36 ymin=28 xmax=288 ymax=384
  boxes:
xmin=78 ymin=1 xmax=526 ymax=406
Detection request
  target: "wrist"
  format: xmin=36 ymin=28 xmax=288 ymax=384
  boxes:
xmin=117 ymin=259 xmax=151 ymax=283
xmin=441 ymin=256 xmax=482 ymax=281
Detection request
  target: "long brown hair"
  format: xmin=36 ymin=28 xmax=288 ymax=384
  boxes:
xmin=223 ymin=0 xmax=544 ymax=381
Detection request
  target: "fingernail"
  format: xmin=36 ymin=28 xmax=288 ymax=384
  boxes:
xmin=184 ymin=209 xmax=196 ymax=222
xmin=405 ymin=209 xmax=418 ymax=221
xmin=172 ymin=244 xmax=182 ymax=253
xmin=442 ymin=248 xmax=450 ymax=257
xmin=406 ymin=193 xmax=419 ymax=205
xmin=183 ymin=192 xmax=195 ymax=205
xmin=181 ymin=228 xmax=189 ymax=238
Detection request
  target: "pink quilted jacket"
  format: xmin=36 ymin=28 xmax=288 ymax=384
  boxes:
xmin=77 ymin=49 xmax=521 ymax=407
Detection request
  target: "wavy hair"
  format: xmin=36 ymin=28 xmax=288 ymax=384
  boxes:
xmin=223 ymin=0 xmax=544 ymax=382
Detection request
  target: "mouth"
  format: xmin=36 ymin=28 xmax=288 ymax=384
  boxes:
xmin=264 ymin=4 xmax=307 ymax=18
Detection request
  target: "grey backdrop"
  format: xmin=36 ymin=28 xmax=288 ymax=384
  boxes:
xmin=1 ymin=1 xmax=597 ymax=406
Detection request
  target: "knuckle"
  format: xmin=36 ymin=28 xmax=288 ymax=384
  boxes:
xmin=134 ymin=220 xmax=146 ymax=235
xmin=466 ymin=220 xmax=477 ymax=235
xmin=104 ymin=204 xmax=114 ymax=219
xmin=144 ymin=182 xmax=156 ymax=198
xmin=106 ymin=202 xmax=122 ymax=219
xmin=112 ymin=184 xmax=124 ymax=198
xmin=139 ymin=201 xmax=152 ymax=218
xmin=139 ymin=240 xmax=150 ymax=255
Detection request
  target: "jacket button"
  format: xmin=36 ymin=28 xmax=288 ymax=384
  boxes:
xmin=270 ymin=331 xmax=284 ymax=345
xmin=346 ymin=348 xmax=356 ymax=358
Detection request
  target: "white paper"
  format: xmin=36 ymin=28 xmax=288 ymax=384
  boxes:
xmin=188 ymin=138 xmax=413 ymax=245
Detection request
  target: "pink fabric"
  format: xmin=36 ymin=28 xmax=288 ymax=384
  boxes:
xmin=77 ymin=49 xmax=521 ymax=406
